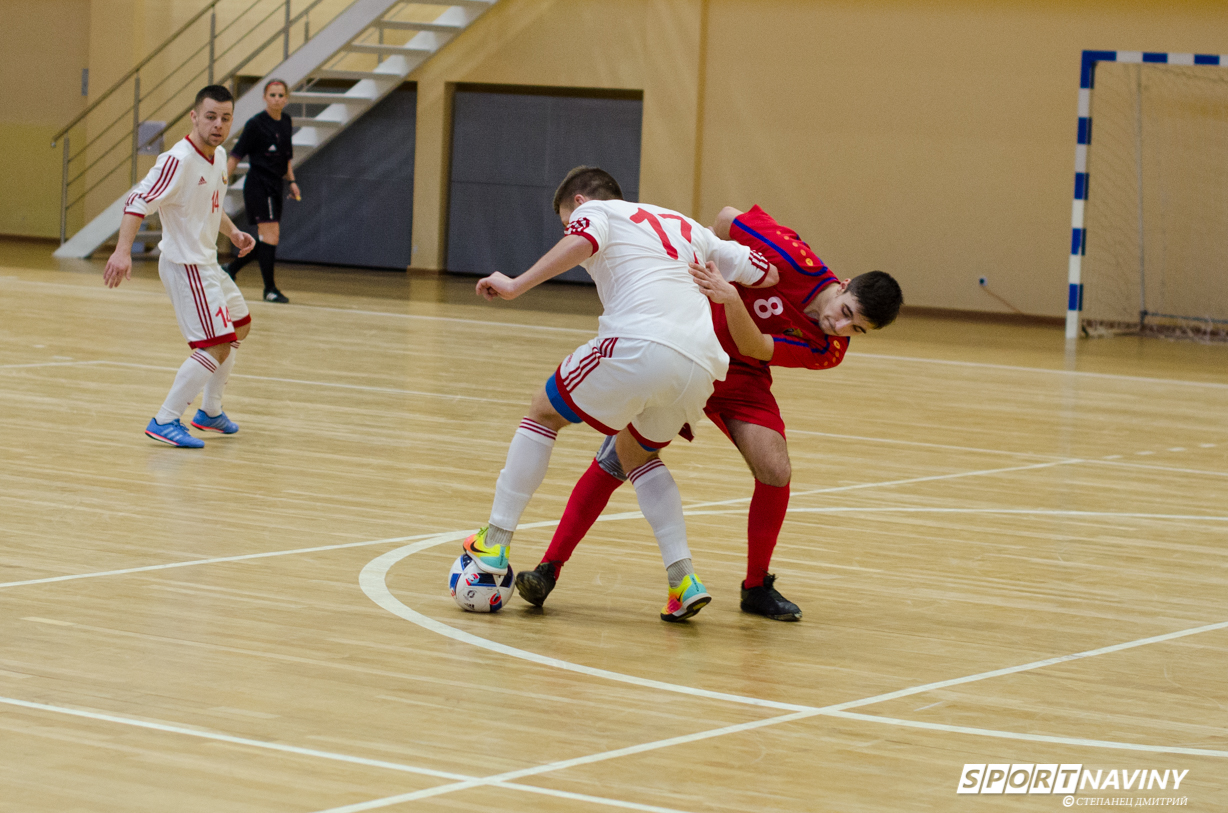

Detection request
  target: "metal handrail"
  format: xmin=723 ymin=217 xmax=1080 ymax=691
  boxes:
xmin=61 ymin=0 xmax=273 ymax=171
xmin=55 ymin=0 xmax=335 ymax=242
xmin=133 ymin=0 xmax=331 ymax=157
xmin=50 ymin=0 xmax=222 ymax=145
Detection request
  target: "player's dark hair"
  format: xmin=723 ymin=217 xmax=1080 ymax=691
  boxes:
xmin=552 ymin=166 xmax=623 ymax=214
xmin=264 ymin=79 xmax=289 ymax=95
xmin=194 ymin=85 xmax=234 ymax=110
xmin=847 ymin=270 xmax=903 ymax=329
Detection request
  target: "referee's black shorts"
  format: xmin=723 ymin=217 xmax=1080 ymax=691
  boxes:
xmin=243 ymin=171 xmax=283 ymax=224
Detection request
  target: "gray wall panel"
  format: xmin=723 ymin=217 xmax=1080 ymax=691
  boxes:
xmin=272 ymin=84 xmax=416 ymax=269
xmin=447 ymin=89 xmax=643 ymax=284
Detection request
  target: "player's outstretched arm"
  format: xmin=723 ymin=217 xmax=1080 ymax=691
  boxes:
xmin=220 ymin=212 xmax=256 ymax=257
xmin=103 ymin=214 xmax=144 ymax=288
xmin=689 ymin=261 xmax=774 ymax=361
xmin=476 ymin=234 xmax=593 ymax=301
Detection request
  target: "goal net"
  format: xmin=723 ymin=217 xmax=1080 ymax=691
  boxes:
xmin=1080 ymin=60 xmax=1228 ymax=341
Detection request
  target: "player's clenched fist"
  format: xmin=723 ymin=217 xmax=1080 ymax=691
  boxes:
xmin=689 ymin=260 xmax=740 ymax=305
xmin=476 ymin=272 xmax=521 ymax=301
xmin=103 ymin=250 xmax=132 ymax=288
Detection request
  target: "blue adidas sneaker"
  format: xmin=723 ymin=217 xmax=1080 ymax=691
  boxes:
xmin=145 ymin=418 xmax=204 ymax=448
xmin=190 ymin=409 xmax=239 ymax=434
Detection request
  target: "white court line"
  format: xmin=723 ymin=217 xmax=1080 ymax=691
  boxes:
xmin=787 ymin=428 xmax=1065 ymax=459
xmin=362 ymin=527 xmax=1228 ymax=759
xmin=0 ymin=361 xmax=89 ymax=370
xmin=0 ymin=690 xmax=799 ymax=813
xmin=0 ymin=695 xmax=469 ymax=781
xmin=700 ymin=507 xmax=1228 ymax=522
xmin=84 ymin=360 xmax=525 ymax=406
xmin=1086 ymin=458 xmax=1228 ymax=479
xmin=0 ymin=532 xmax=444 ymax=590
xmin=0 ymin=461 xmax=1079 ymax=591
xmin=845 ymin=351 xmax=1228 ymax=390
xmin=309 ymin=710 xmax=818 ymax=813
xmin=786 ymin=459 xmax=1080 ymax=501
xmin=825 ymin=711 xmax=1228 ymax=759
xmin=6 ymin=273 xmax=1227 ymax=389
xmin=303 ymin=303 xmax=596 ymax=336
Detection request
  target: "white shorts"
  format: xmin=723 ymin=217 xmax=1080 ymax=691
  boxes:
xmin=158 ymin=257 xmax=250 ymax=349
xmin=546 ymin=337 xmax=715 ymax=449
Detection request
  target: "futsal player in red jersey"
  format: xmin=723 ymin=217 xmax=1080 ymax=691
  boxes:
xmin=515 ymin=205 xmax=903 ymax=620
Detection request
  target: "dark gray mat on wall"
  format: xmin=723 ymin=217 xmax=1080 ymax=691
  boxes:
xmin=446 ymin=89 xmax=643 ymax=283
xmin=273 ymin=84 xmax=416 ymax=269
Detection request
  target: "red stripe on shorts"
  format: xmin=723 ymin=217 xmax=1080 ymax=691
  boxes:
xmin=186 ymin=265 xmax=214 ymax=339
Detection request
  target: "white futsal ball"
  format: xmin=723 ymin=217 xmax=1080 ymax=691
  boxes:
xmin=449 ymin=553 xmax=514 ymax=613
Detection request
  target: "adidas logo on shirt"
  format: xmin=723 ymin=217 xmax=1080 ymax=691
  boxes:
xmin=198 ymin=176 xmax=207 ymax=185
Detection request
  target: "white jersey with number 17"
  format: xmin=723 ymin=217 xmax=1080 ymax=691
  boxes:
xmin=566 ymin=199 xmax=770 ymax=380
xmin=123 ymin=136 xmax=229 ymax=266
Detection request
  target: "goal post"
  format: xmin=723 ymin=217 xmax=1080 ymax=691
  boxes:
xmin=1067 ymin=49 xmax=1228 ymax=341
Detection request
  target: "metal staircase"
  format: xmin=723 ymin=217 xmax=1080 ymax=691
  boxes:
xmin=52 ymin=0 xmax=495 ymax=259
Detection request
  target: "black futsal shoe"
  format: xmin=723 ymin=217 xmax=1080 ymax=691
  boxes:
xmin=515 ymin=562 xmax=558 ymax=607
xmin=740 ymin=573 xmax=802 ymax=621
xmin=263 ymin=288 xmax=290 ymax=303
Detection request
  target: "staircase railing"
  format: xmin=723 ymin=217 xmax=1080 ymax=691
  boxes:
xmin=50 ymin=0 xmax=338 ymax=245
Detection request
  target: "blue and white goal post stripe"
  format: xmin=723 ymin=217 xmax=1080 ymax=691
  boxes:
xmin=1066 ymin=49 xmax=1228 ymax=339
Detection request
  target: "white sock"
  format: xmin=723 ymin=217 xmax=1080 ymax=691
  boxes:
xmin=155 ymin=350 xmax=218 ymax=424
xmin=201 ymin=341 xmax=239 ymax=416
xmin=628 ymin=459 xmax=692 ymax=574
xmin=488 ymin=418 xmax=558 ymax=539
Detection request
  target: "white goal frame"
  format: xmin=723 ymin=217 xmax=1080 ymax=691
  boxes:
xmin=1066 ymin=49 xmax=1228 ymax=339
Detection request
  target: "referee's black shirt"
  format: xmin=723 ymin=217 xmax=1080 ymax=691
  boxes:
xmin=232 ymin=111 xmax=294 ymax=180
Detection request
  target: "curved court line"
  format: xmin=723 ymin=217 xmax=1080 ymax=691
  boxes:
xmin=359 ymin=526 xmax=813 ymax=714
xmin=0 ymin=531 xmax=445 ymax=590
xmin=362 ymin=514 xmax=1228 ymax=760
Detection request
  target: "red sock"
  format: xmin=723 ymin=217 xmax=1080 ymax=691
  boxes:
xmin=745 ymin=480 xmax=789 ymax=588
xmin=542 ymin=459 xmax=624 ymax=575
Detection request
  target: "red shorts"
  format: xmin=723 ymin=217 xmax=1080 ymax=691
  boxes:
xmin=703 ymin=362 xmax=785 ymax=441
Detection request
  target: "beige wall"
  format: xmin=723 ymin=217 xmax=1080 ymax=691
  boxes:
xmin=406 ymin=0 xmax=704 ymax=273
xmin=5 ymin=0 xmax=1228 ymax=316
xmin=696 ymin=0 xmax=1228 ymax=314
xmin=0 ymin=0 xmax=90 ymax=236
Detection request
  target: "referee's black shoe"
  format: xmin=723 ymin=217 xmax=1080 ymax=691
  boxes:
xmin=263 ymin=288 xmax=290 ymax=304
xmin=740 ymin=573 xmax=802 ymax=621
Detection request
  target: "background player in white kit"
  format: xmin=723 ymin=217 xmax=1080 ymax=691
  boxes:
xmin=103 ymin=85 xmax=257 ymax=448
xmin=465 ymin=166 xmax=779 ymax=621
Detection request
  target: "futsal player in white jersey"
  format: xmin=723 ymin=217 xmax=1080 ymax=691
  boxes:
xmin=104 ymin=85 xmax=257 ymax=448
xmin=466 ymin=166 xmax=779 ymax=621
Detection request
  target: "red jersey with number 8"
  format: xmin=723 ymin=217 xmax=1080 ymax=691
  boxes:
xmin=712 ymin=205 xmax=848 ymax=371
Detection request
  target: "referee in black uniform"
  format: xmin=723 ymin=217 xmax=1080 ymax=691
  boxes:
xmin=225 ymin=79 xmax=299 ymax=303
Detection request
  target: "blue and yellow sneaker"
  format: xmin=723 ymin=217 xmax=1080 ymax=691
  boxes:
xmin=660 ymin=574 xmax=712 ymax=622
xmin=461 ymin=526 xmax=509 ymax=574
xmin=145 ymin=418 xmax=204 ymax=448
xmin=190 ymin=409 xmax=239 ymax=434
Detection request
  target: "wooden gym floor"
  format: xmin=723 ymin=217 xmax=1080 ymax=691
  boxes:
xmin=1 ymin=239 xmax=1226 ymax=811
